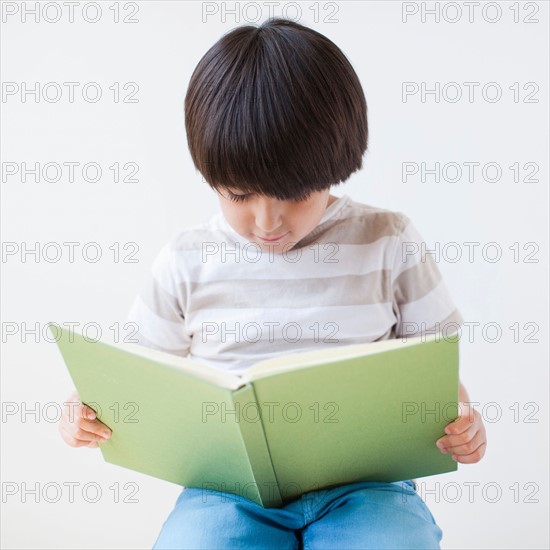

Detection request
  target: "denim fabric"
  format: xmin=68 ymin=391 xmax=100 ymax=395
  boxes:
xmin=153 ymin=480 xmax=442 ymax=549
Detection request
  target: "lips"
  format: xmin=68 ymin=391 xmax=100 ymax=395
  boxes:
xmin=257 ymin=232 xmax=288 ymax=242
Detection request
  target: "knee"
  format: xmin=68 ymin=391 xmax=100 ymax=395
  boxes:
xmin=152 ymin=489 xmax=242 ymax=549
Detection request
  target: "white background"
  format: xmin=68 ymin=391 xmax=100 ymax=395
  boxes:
xmin=1 ymin=1 xmax=548 ymax=548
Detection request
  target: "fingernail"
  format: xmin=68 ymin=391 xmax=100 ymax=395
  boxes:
xmin=102 ymin=432 xmax=111 ymax=439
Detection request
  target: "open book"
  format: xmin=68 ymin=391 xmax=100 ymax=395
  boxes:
xmin=50 ymin=323 xmax=459 ymax=508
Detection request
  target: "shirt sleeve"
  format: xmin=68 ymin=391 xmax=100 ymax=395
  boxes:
xmin=124 ymin=242 xmax=192 ymax=357
xmin=390 ymin=214 xmax=464 ymax=339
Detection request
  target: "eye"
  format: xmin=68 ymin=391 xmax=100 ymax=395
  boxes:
xmin=227 ymin=192 xmax=250 ymax=203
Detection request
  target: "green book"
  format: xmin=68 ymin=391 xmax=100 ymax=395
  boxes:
xmin=50 ymin=323 xmax=459 ymax=508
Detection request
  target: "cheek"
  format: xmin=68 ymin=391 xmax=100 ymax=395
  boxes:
xmin=225 ymin=205 xmax=249 ymax=231
xmin=300 ymin=203 xmax=324 ymax=225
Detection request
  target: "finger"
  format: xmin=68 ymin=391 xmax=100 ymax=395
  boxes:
xmin=62 ymin=394 xmax=96 ymax=424
xmin=68 ymin=415 xmax=111 ymax=438
xmin=79 ymin=402 xmax=97 ymax=421
xmin=445 ymin=428 xmax=485 ymax=456
xmin=61 ymin=401 xmax=111 ymax=437
xmin=60 ymin=424 xmax=88 ymax=447
xmin=65 ymin=401 xmax=103 ymax=432
xmin=61 ymin=425 xmax=102 ymax=448
xmin=62 ymin=421 xmax=110 ymax=443
xmin=437 ymin=423 xmax=479 ymax=452
xmin=445 ymin=404 xmax=477 ymax=435
xmin=67 ymin=393 xmax=96 ymax=420
xmin=452 ymin=441 xmax=487 ymax=464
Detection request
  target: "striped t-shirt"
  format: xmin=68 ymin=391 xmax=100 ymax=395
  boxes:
xmin=125 ymin=194 xmax=464 ymax=375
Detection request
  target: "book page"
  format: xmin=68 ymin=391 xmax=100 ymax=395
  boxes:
xmin=242 ymin=332 xmax=441 ymax=382
xmin=48 ymin=324 xmax=245 ymax=391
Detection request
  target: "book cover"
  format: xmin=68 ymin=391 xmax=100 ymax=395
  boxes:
xmin=50 ymin=323 xmax=459 ymax=507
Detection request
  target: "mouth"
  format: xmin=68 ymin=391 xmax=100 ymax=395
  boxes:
xmin=256 ymin=232 xmax=289 ymax=242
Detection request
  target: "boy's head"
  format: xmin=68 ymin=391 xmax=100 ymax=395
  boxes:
xmin=185 ymin=17 xmax=368 ymax=196
xmin=184 ymin=17 xmax=368 ymax=250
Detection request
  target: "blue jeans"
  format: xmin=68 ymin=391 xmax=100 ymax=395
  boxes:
xmin=152 ymin=480 xmax=443 ymax=549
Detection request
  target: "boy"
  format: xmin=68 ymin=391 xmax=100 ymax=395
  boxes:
xmin=60 ymin=17 xmax=487 ymax=549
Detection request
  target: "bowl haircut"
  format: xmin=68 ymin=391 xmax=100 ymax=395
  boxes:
xmin=185 ymin=17 xmax=368 ymax=201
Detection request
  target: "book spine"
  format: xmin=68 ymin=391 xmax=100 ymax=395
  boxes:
xmin=232 ymin=384 xmax=283 ymax=508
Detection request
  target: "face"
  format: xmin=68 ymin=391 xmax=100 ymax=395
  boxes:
xmin=217 ymin=187 xmax=336 ymax=253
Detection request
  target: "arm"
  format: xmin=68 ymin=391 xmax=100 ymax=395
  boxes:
xmin=388 ymin=215 xmax=484 ymax=462
xmin=436 ymin=380 xmax=487 ymax=464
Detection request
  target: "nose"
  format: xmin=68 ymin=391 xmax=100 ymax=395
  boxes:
xmin=254 ymin=198 xmax=283 ymax=234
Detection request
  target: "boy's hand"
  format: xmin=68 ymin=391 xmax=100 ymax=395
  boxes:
xmin=59 ymin=389 xmax=112 ymax=448
xmin=436 ymin=401 xmax=487 ymax=464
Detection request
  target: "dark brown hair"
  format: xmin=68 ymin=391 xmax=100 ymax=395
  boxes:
xmin=184 ymin=17 xmax=368 ymax=201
